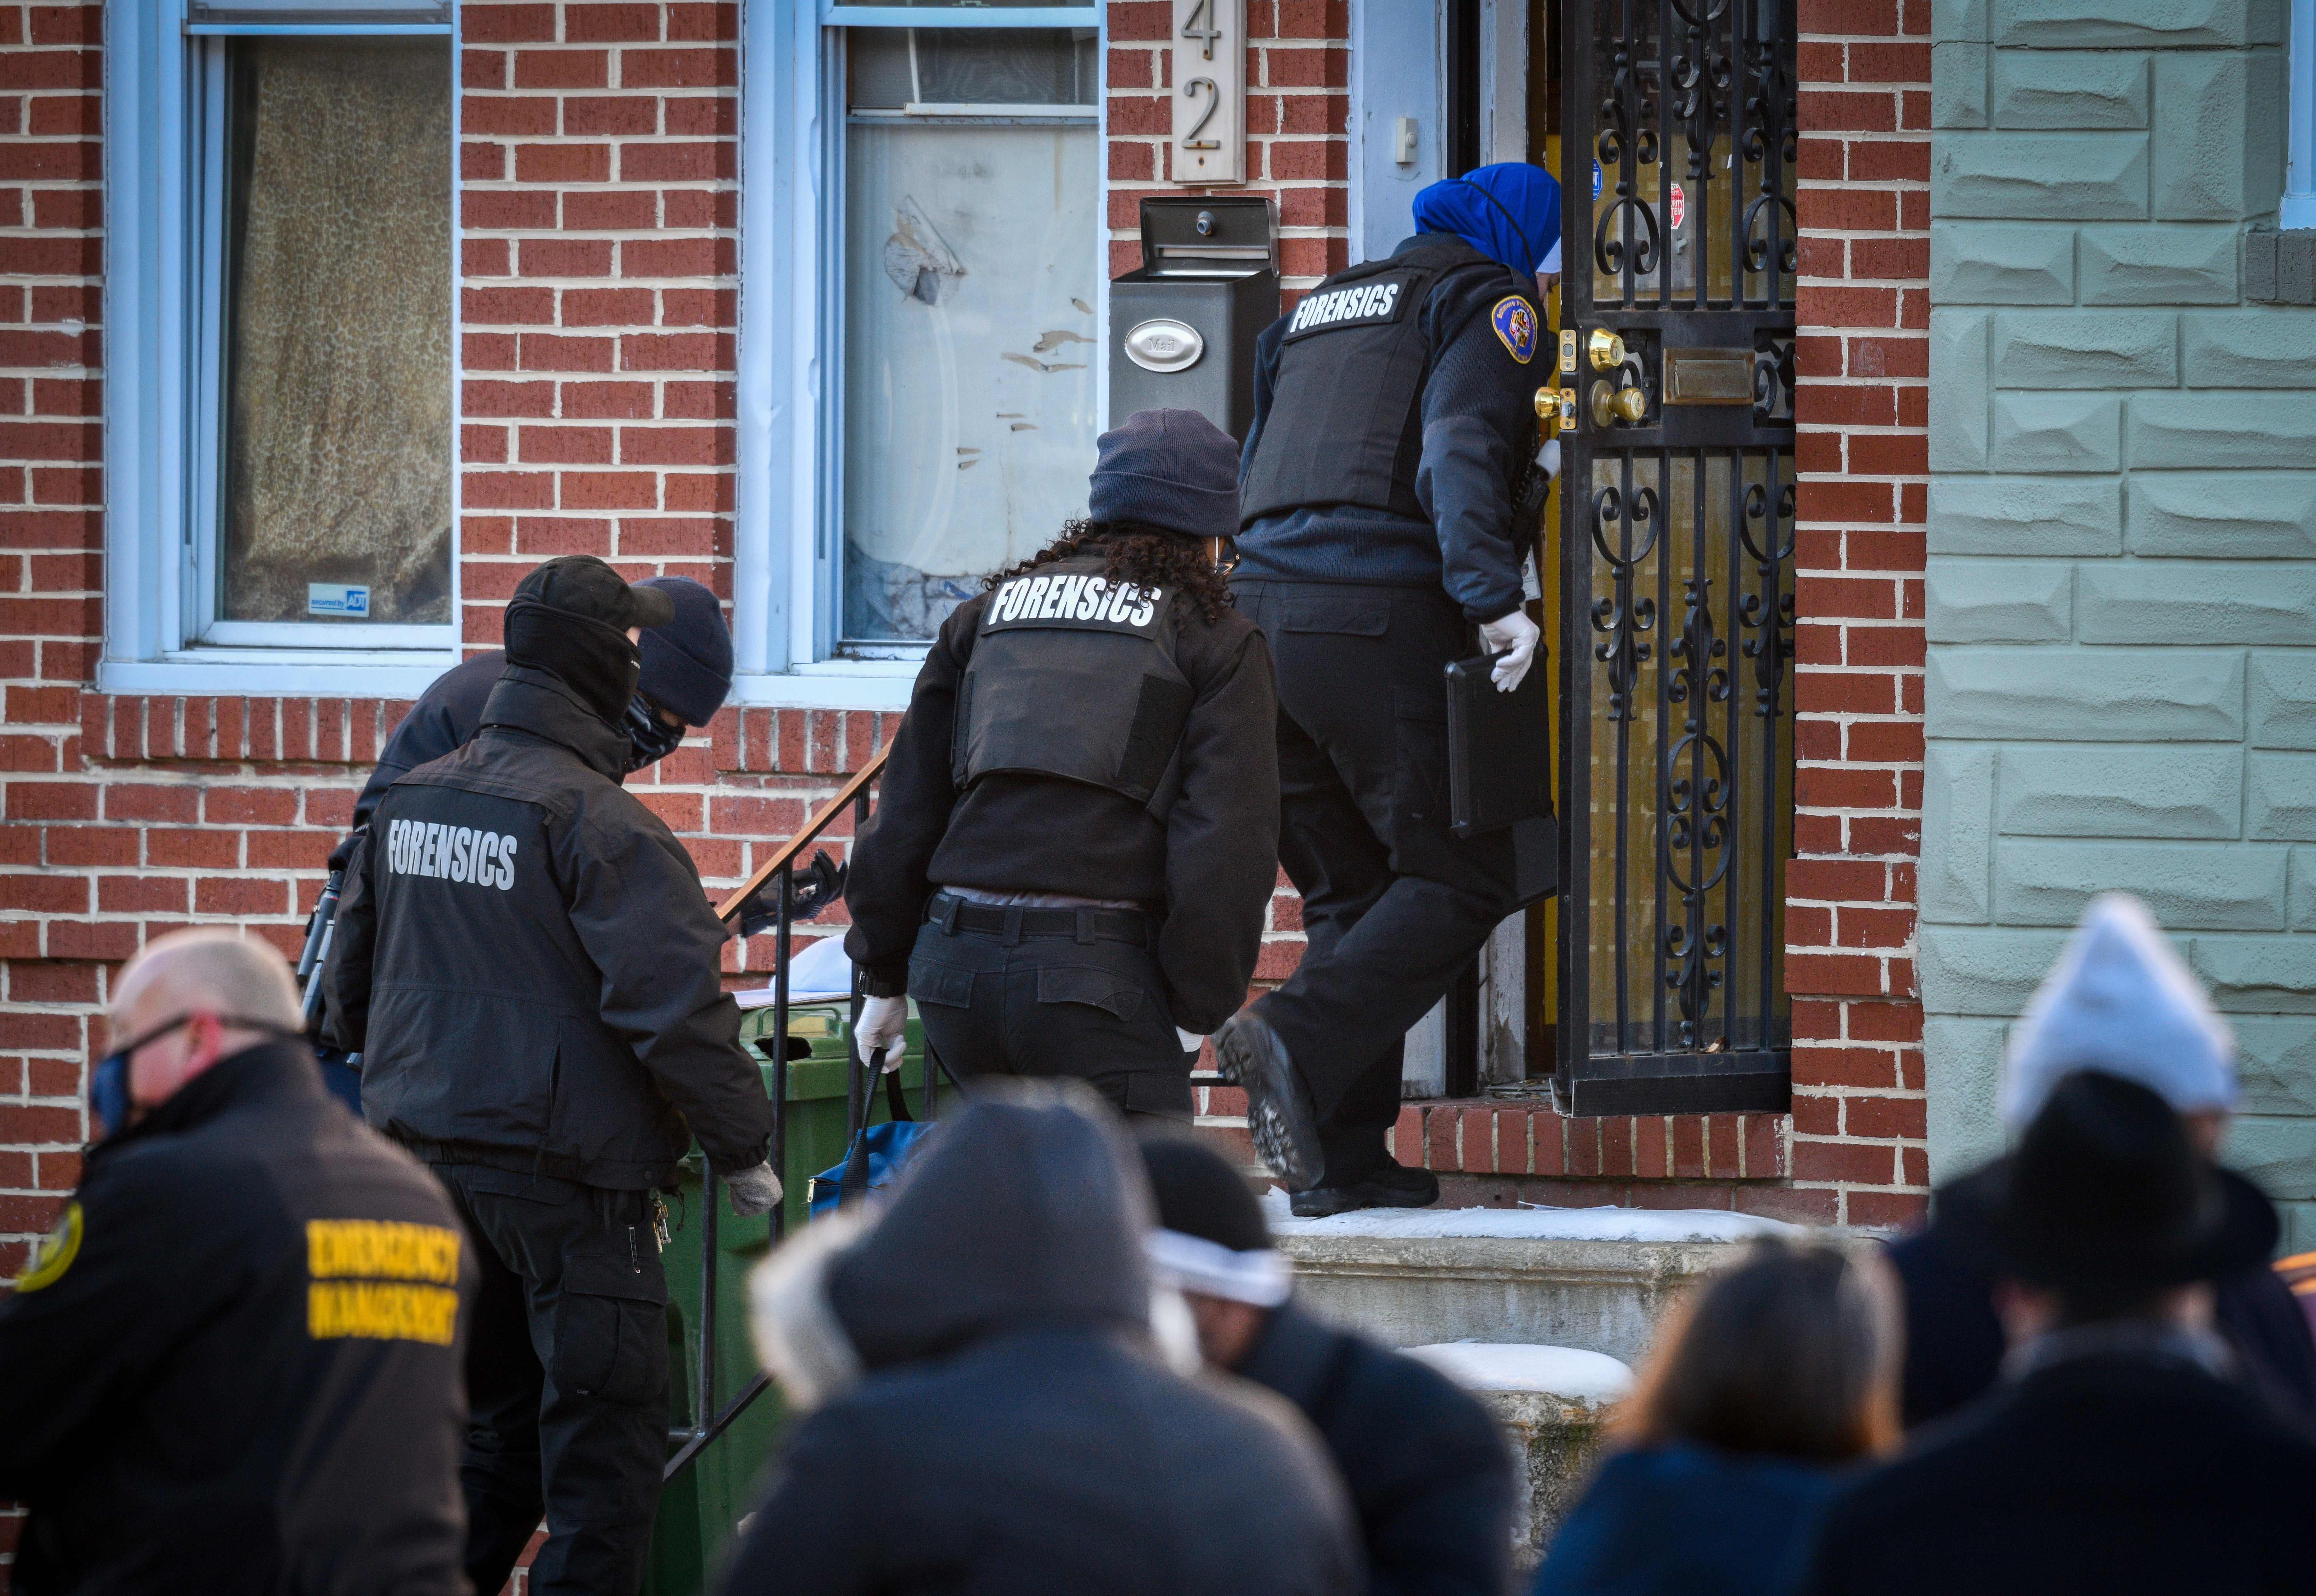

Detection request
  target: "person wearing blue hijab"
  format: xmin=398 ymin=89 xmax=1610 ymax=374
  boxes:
xmin=1411 ymin=162 xmax=1564 ymax=288
xmin=1218 ymin=163 xmax=1562 ymax=1216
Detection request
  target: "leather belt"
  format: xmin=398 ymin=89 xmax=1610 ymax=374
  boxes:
xmin=928 ymin=891 xmax=1154 ymax=948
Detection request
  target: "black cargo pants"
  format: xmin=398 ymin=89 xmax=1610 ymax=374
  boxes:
xmin=432 ymin=1163 xmax=669 ymax=1596
xmin=906 ymin=896 xmax=1196 ymax=1124
xmin=1231 ymin=580 xmax=1518 ymax=1186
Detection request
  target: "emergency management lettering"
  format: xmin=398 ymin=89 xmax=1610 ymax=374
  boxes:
xmin=305 ymin=1219 xmax=463 ymax=1347
xmin=1286 ymin=279 xmax=1403 ymax=335
xmin=993 ymin=572 xmax=1160 ymax=628
xmin=386 ymin=817 xmax=517 ymax=890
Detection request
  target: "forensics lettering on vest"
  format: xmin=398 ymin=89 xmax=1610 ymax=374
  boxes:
xmin=385 ymin=817 xmax=519 ymax=891
xmin=1280 ymin=276 xmax=1409 ymax=343
xmin=958 ymin=563 xmax=1192 ymax=811
xmin=981 ymin=568 xmax=1171 ymax=641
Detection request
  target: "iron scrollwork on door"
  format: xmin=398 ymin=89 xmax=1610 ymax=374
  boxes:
xmin=1556 ymin=0 xmax=1798 ymax=1115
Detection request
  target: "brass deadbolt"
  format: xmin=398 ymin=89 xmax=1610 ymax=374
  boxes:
xmin=1589 ymin=379 xmax=1647 ymax=427
xmin=1587 ymin=329 xmax=1627 ymax=371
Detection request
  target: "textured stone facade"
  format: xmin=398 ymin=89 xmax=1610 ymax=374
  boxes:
xmin=1922 ymin=0 xmax=2314 ymax=1244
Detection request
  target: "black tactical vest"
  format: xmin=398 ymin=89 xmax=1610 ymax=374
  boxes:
xmin=952 ymin=556 xmax=1193 ymax=819
xmin=1240 ymin=235 xmax=1517 ymax=525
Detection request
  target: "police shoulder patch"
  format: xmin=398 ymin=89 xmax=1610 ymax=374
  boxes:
xmin=14 ymin=1199 xmax=83 ymax=1293
xmin=1491 ymin=296 xmax=1539 ymax=365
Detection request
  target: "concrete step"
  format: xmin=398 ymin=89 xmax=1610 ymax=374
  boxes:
xmin=1405 ymin=1343 xmax=1635 ymax=1569
xmin=1267 ymin=1195 xmax=1800 ymax=1364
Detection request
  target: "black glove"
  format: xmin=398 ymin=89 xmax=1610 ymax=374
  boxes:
xmin=737 ymin=849 xmax=847 ymax=938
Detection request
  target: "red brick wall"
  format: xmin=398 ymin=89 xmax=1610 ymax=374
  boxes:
xmin=0 ymin=0 xmax=105 ymax=1293
xmin=1787 ymin=0 xmax=1930 ymax=1228
xmin=456 ymin=0 xmax=738 ymax=633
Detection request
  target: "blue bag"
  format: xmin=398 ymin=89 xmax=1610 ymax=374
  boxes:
xmin=808 ymin=1071 xmax=932 ymax=1218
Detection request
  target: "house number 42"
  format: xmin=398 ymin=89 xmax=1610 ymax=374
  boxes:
xmin=1172 ymin=0 xmax=1244 ymax=185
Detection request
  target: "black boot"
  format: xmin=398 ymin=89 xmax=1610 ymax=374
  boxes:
xmin=1289 ymin=1159 xmax=1440 ymax=1218
xmin=1213 ymin=1008 xmax=1323 ymax=1190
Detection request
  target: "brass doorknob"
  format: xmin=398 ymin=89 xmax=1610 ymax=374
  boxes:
xmin=1589 ymin=379 xmax=1647 ymax=427
xmin=1536 ymin=386 xmax=1580 ymax=434
xmin=1587 ymin=329 xmax=1626 ymax=371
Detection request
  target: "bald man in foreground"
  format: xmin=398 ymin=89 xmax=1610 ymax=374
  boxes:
xmin=0 ymin=929 xmax=475 ymax=1594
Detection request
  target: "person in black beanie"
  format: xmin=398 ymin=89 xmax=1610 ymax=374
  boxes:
xmin=324 ymin=554 xmax=778 ymax=1596
xmin=1138 ymin=1136 xmax=1516 ymax=1596
xmin=329 ymin=571 xmax=734 ymax=866
xmin=843 ymin=409 xmax=1281 ymax=1124
xmin=307 ymin=572 xmax=738 ymax=1110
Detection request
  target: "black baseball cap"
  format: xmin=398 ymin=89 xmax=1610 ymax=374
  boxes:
xmin=511 ymin=555 xmax=676 ymax=632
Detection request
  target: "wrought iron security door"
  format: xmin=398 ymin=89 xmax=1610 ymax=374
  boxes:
xmin=1554 ymin=0 xmax=1797 ymax=1116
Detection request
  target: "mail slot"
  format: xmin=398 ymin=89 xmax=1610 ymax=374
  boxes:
xmin=1663 ymin=346 xmax=1755 ymax=405
xmin=1109 ymin=197 xmax=1279 ymax=441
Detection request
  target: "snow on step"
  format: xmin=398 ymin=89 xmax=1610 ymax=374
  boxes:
xmin=1260 ymin=1189 xmax=1805 ymax=1245
xmin=1405 ymin=1341 xmax=1636 ymax=1405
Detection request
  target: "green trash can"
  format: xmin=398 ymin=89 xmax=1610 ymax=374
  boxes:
xmin=644 ymin=998 xmax=946 ymax=1596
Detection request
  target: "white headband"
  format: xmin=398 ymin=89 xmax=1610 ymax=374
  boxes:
xmin=1144 ymin=1227 xmax=1292 ymax=1308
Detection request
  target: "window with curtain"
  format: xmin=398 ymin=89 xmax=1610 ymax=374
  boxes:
xmin=204 ymin=34 xmax=453 ymax=633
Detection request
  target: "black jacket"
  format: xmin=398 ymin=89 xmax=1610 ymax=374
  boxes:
xmin=0 ymin=1041 xmax=473 ymax=1595
xmin=726 ymin=1095 xmax=1360 ymax=1596
xmin=324 ymin=665 xmax=773 ymax=1188
xmin=1800 ymin=1344 xmax=2316 ymax=1596
xmin=1234 ymin=234 xmax=1540 ymax=623
xmin=843 ymin=573 xmax=1281 ymax=1034
xmin=1887 ymin=1219 xmax=2316 ymax=1431
xmin=341 ymin=649 xmax=504 ymax=854
xmin=1238 ymin=1300 xmax=1515 ymax=1596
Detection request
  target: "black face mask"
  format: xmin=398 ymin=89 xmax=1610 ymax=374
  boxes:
xmin=502 ymin=597 xmax=640 ymax=727
xmin=622 ymin=693 xmax=686 ymax=773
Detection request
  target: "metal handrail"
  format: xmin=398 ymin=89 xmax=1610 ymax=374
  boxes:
xmin=663 ymin=742 xmax=891 ymax=1483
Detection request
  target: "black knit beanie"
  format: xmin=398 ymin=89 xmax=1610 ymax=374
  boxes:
xmin=1138 ymin=1136 xmax=1274 ymax=1253
xmin=635 ymin=576 xmax=733 ymax=727
xmin=501 ymin=555 xmax=675 ymax=727
xmin=1086 ymin=408 xmax=1240 ymax=541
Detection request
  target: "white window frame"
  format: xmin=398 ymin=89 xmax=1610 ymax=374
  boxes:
xmin=102 ymin=1 xmax=461 ymax=696
xmin=2288 ymin=0 xmax=2316 ymax=230
xmin=733 ymin=1 xmax=1106 ymax=710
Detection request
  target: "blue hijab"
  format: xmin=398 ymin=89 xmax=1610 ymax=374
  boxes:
xmin=1412 ymin=163 xmax=1562 ymax=277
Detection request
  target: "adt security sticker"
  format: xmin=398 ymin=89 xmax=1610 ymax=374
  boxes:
xmin=307 ymin=583 xmax=371 ymax=618
xmin=1592 ymin=160 xmax=1602 ymax=200
xmin=1491 ymin=297 xmax=1538 ymax=365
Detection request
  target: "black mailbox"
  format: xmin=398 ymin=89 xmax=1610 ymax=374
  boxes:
xmin=1109 ymin=197 xmax=1279 ymax=442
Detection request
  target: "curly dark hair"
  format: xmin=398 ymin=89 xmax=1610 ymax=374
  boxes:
xmin=985 ymin=520 xmax=1234 ymax=627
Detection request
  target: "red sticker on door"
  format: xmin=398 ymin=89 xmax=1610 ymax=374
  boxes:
xmin=1669 ymin=183 xmax=1686 ymax=228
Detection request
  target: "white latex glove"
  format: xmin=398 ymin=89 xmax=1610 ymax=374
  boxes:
xmin=855 ymin=994 xmax=908 ymax=1073
xmin=725 ymin=1161 xmax=784 ymax=1217
xmin=1536 ymin=437 xmax=1562 ymax=481
xmin=1478 ymin=608 xmax=1541 ymax=693
xmin=1176 ymin=1028 xmax=1206 ymax=1057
